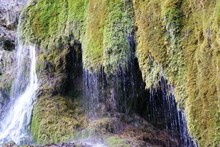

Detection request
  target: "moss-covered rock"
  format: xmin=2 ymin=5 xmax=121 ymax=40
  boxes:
xmin=83 ymin=0 xmax=135 ymax=73
xmin=31 ymin=96 xmax=88 ymax=144
xmin=20 ymin=0 xmax=220 ymax=146
xmin=20 ymin=0 xmax=135 ymax=74
xmin=106 ymin=136 xmax=130 ymax=147
xmin=20 ymin=0 xmax=88 ymax=48
xmin=72 ymin=115 xmax=179 ymax=147
xmin=133 ymin=0 xmax=220 ymax=146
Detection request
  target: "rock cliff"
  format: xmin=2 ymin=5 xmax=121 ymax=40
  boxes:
xmin=0 ymin=0 xmax=27 ymax=114
xmin=0 ymin=0 xmax=219 ymax=146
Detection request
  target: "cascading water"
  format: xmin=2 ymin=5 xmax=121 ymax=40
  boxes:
xmin=144 ymin=78 xmax=198 ymax=147
xmin=0 ymin=44 xmax=38 ymax=145
xmin=83 ymin=27 xmax=198 ymax=146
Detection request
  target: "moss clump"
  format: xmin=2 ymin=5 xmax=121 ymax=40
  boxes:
xmin=31 ymin=96 xmax=88 ymax=144
xmin=73 ymin=117 xmax=121 ymax=140
xmin=83 ymin=0 xmax=135 ymax=73
xmin=82 ymin=0 xmax=108 ymax=71
xmin=20 ymin=0 xmax=88 ymax=49
xmin=163 ymin=0 xmax=186 ymax=105
xmin=133 ymin=0 xmax=166 ymax=89
xmin=135 ymin=0 xmax=185 ymax=104
xmin=102 ymin=0 xmax=134 ymax=74
xmin=106 ymin=136 xmax=130 ymax=147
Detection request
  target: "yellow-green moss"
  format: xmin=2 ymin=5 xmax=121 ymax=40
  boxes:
xmin=82 ymin=0 xmax=107 ymax=71
xmin=20 ymin=0 xmax=88 ymax=49
xmin=133 ymin=0 xmax=220 ymax=146
xmin=21 ymin=0 xmax=135 ymax=74
xmin=133 ymin=0 xmax=166 ymax=88
xmin=21 ymin=0 xmax=220 ymax=146
xmin=102 ymin=0 xmax=134 ymax=74
xmin=31 ymin=96 xmax=88 ymax=144
xmin=106 ymin=136 xmax=130 ymax=147
xmin=83 ymin=0 xmax=135 ymax=73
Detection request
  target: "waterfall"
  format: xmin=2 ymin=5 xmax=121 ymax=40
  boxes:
xmin=0 ymin=44 xmax=38 ymax=145
xmin=144 ymin=78 xmax=198 ymax=147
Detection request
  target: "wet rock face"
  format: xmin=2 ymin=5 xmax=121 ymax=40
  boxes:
xmin=83 ymin=62 xmax=147 ymax=118
xmin=0 ymin=7 xmax=15 ymax=75
xmin=37 ymin=40 xmax=83 ymax=97
xmin=0 ymin=88 xmax=9 ymax=114
xmin=83 ymin=66 xmax=197 ymax=146
xmin=0 ymin=0 xmax=27 ymax=45
xmin=0 ymin=0 xmax=26 ymax=112
xmin=142 ymin=78 xmax=198 ymax=146
xmin=31 ymin=39 xmax=86 ymax=144
xmin=82 ymin=32 xmax=197 ymax=146
xmin=0 ymin=0 xmax=27 ymax=56
xmin=83 ymin=33 xmax=147 ymax=118
xmin=0 ymin=26 xmax=15 ymax=51
xmin=0 ymin=0 xmax=27 ymax=75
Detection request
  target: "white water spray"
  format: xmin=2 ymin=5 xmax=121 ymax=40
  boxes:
xmin=0 ymin=44 xmax=38 ymax=145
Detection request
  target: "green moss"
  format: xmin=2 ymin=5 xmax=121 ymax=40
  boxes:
xmin=134 ymin=0 xmax=220 ymax=146
xmin=82 ymin=0 xmax=107 ymax=71
xmin=31 ymin=96 xmax=88 ymax=144
xmin=163 ymin=0 xmax=187 ymax=105
xmin=217 ymin=0 xmax=220 ymax=24
xmin=106 ymin=136 xmax=130 ymax=147
xmin=133 ymin=0 xmax=167 ymax=88
xmin=20 ymin=0 xmax=88 ymax=49
xmin=83 ymin=0 xmax=135 ymax=73
xmin=73 ymin=117 xmax=119 ymax=140
xmin=134 ymin=0 xmax=185 ymax=102
xmin=21 ymin=0 xmax=135 ymax=74
xmin=182 ymin=1 xmax=219 ymax=146
xmin=102 ymin=0 xmax=134 ymax=74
